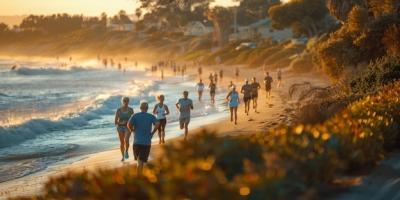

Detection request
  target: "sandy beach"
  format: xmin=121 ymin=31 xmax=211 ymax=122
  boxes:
xmin=0 ymin=62 xmax=331 ymax=199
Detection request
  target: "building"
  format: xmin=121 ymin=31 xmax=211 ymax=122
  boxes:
xmin=107 ymin=19 xmax=135 ymax=32
xmin=184 ymin=21 xmax=213 ymax=36
xmin=229 ymin=19 xmax=292 ymax=42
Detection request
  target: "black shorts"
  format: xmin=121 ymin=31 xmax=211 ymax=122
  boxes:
xmin=252 ymin=93 xmax=258 ymax=99
xmin=133 ymin=144 xmax=151 ymax=162
xmin=158 ymin=118 xmax=166 ymax=126
xmin=210 ymin=91 xmax=216 ymax=96
xmin=265 ymin=85 xmax=271 ymax=91
xmin=244 ymin=96 xmax=251 ymax=103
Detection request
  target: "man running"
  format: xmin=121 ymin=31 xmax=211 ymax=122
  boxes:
xmin=264 ymin=72 xmax=273 ymax=98
xmin=235 ymin=67 xmax=240 ymax=79
xmin=241 ymin=79 xmax=252 ymax=115
xmin=153 ymin=95 xmax=170 ymax=144
xmin=176 ymin=91 xmax=193 ymax=141
xmin=209 ymin=80 xmax=217 ymax=104
xmin=196 ymin=79 xmax=205 ymax=101
xmin=128 ymin=101 xmax=160 ymax=175
xmin=251 ymin=77 xmax=261 ymax=112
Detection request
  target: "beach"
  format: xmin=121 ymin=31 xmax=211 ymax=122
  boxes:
xmin=0 ymin=58 xmax=331 ymax=199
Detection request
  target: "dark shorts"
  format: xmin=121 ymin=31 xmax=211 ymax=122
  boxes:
xmin=252 ymin=93 xmax=258 ymax=99
xmin=210 ymin=91 xmax=216 ymax=96
xmin=243 ymin=96 xmax=251 ymax=103
xmin=133 ymin=144 xmax=151 ymax=162
xmin=265 ymin=85 xmax=272 ymax=91
xmin=158 ymin=118 xmax=167 ymax=129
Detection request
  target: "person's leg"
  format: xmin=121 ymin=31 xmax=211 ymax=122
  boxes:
xmin=179 ymin=119 xmax=184 ymax=130
xmin=234 ymin=107 xmax=238 ymax=124
xmin=157 ymin=124 xmax=162 ymax=144
xmin=117 ymin=130 xmax=125 ymax=161
xmin=184 ymin=121 xmax=189 ymax=140
xmin=161 ymin=120 xmax=166 ymax=143
xmin=254 ymin=97 xmax=258 ymax=112
xmin=229 ymin=106 xmax=233 ymax=122
xmin=124 ymin=130 xmax=131 ymax=155
xmin=137 ymin=160 xmax=144 ymax=176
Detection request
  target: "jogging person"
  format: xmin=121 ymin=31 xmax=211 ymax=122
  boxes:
xmin=176 ymin=91 xmax=193 ymax=141
xmin=153 ymin=95 xmax=170 ymax=144
xmin=235 ymin=67 xmax=239 ymax=79
xmin=241 ymin=79 xmax=252 ymax=115
xmin=226 ymin=86 xmax=240 ymax=124
xmin=114 ymin=97 xmax=134 ymax=162
xmin=264 ymin=72 xmax=273 ymax=98
xmin=128 ymin=101 xmax=160 ymax=175
xmin=251 ymin=77 xmax=261 ymax=112
xmin=209 ymin=80 xmax=217 ymax=104
xmin=277 ymin=69 xmax=282 ymax=87
xmin=196 ymin=79 xmax=205 ymax=101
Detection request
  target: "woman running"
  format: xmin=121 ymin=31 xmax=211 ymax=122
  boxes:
xmin=153 ymin=95 xmax=170 ymax=144
xmin=114 ymin=97 xmax=134 ymax=161
xmin=226 ymin=86 xmax=240 ymax=124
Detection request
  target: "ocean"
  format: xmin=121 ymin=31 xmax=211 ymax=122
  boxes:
xmin=0 ymin=58 xmax=228 ymax=183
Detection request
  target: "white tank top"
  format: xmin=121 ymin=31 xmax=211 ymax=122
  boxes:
xmin=155 ymin=104 xmax=166 ymax=119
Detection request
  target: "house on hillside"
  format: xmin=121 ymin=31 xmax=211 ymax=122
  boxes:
xmin=184 ymin=21 xmax=213 ymax=36
xmin=107 ymin=19 xmax=135 ymax=32
xmin=229 ymin=19 xmax=292 ymax=42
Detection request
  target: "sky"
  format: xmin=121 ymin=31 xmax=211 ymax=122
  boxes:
xmin=0 ymin=0 xmax=239 ymax=16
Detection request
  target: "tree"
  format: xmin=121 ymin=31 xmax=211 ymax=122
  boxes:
xmin=206 ymin=6 xmax=233 ymax=47
xmin=0 ymin=23 xmax=9 ymax=32
xmin=382 ymin=24 xmax=400 ymax=57
xmin=268 ymin=0 xmax=329 ymax=37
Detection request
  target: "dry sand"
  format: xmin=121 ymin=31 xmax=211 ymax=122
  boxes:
xmin=0 ymin=63 xmax=331 ymax=199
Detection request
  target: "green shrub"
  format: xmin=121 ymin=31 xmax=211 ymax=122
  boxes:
xmin=350 ymin=56 xmax=400 ymax=94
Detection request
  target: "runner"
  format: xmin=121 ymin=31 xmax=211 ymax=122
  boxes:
xmin=209 ymin=73 xmax=213 ymax=82
xmin=196 ymin=79 xmax=205 ymax=101
xmin=198 ymin=66 xmax=202 ymax=76
xmin=226 ymin=86 xmax=240 ymax=124
xmin=209 ymin=80 xmax=217 ymax=104
xmin=264 ymin=72 xmax=273 ymax=98
xmin=214 ymin=73 xmax=218 ymax=83
xmin=235 ymin=67 xmax=240 ymax=79
xmin=176 ymin=91 xmax=193 ymax=141
xmin=114 ymin=97 xmax=134 ymax=162
xmin=152 ymin=95 xmax=170 ymax=144
xmin=228 ymin=80 xmax=235 ymax=89
xmin=251 ymin=77 xmax=261 ymax=112
xmin=241 ymin=79 xmax=252 ymax=115
xmin=128 ymin=101 xmax=160 ymax=175
xmin=219 ymin=69 xmax=223 ymax=79
xmin=277 ymin=69 xmax=282 ymax=87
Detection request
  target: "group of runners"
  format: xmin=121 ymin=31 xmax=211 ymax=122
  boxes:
xmin=113 ymin=63 xmax=282 ymax=175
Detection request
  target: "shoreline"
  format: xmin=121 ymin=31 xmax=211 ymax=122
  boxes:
xmin=0 ymin=58 xmax=331 ymax=199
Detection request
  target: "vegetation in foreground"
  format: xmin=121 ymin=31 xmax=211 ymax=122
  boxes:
xmin=13 ymin=81 xmax=400 ymax=200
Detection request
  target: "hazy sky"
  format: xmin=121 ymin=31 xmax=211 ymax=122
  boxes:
xmin=0 ymin=0 xmax=238 ymax=16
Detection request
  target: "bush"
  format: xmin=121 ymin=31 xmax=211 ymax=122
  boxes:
xmin=17 ymin=82 xmax=400 ymax=200
xmin=350 ymin=56 xmax=400 ymax=94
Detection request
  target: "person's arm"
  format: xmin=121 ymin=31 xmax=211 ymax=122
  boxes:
xmin=175 ymin=101 xmax=180 ymax=110
xmin=226 ymin=91 xmax=232 ymax=101
xmin=190 ymin=101 xmax=194 ymax=110
xmin=258 ymin=83 xmax=261 ymax=90
xmin=152 ymin=105 xmax=157 ymax=115
xmin=114 ymin=109 xmax=120 ymax=126
xmin=164 ymin=105 xmax=170 ymax=116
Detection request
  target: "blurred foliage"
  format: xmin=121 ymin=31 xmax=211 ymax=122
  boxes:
xmin=315 ymin=0 xmax=400 ymax=80
xmin=350 ymin=56 xmax=400 ymax=94
xmin=14 ymin=81 xmax=400 ymax=200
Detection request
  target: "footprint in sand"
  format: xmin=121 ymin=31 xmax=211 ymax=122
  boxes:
xmin=248 ymin=118 xmax=254 ymax=122
xmin=269 ymin=104 xmax=274 ymax=108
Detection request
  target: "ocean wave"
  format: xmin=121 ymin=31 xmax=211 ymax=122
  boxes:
xmin=0 ymin=84 xmax=158 ymax=149
xmin=13 ymin=66 xmax=90 ymax=76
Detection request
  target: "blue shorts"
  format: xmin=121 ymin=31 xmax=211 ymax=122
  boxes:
xmin=117 ymin=126 xmax=129 ymax=134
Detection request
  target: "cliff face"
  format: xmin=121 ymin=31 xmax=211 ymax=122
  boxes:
xmin=326 ymin=0 xmax=366 ymax=22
